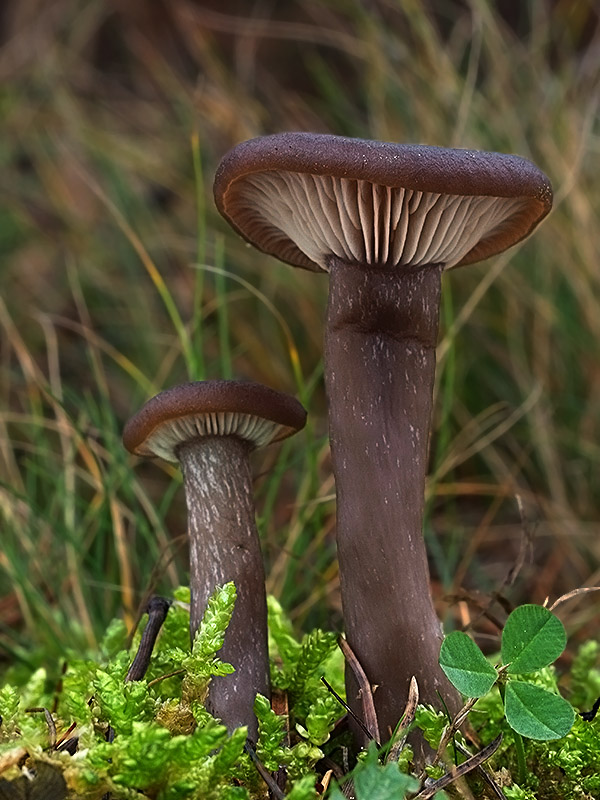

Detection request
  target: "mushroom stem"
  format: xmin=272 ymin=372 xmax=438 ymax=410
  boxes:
xmin=177 ymin=435 xmax=269 ymax=741
xmin=324 ymin=258 xmax=459 ymax=742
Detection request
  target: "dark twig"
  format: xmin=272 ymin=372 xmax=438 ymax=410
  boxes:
xmin=102 ymin=598 xmax=171 ymax=800
xmin=454 ymin=739 xmax=508 ymax=800
xmin=414 ymin=734 xmax=503 ymax=799
xmin=125 ymin=536 xmax=187 ymax=650
xmin=321 ymin=677 xmax=377 ymax=746
xmin=338 ymin=636 xmax=380 ymax=744
xmin=56 ymin=736 xmax=78 ymax=755
xmin=146 ymin=668 xmax=186 ymax=688
xmin=508 ymin=495 xmax=535 ymax=587
xmin=126 ymin=596 xmax=171 ymax=682
xmin=55 ymin=720 xmax=78 ymax=753
xmin=244 ymin=740 xmax=285 ymax=800
xmin=580 ymin=696 xmax=600 ymax=721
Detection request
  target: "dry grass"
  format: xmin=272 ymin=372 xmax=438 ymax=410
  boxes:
xmin=0 ymin=0 xmax=599 ymax=665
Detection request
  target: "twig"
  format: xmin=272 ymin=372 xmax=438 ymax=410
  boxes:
xmin=338 ymin=636 xmax=380 ymax=744
xmin=432 ymin=697 xmax=479 ymax=768
xmin=414 ymin=734 xmax=503 ymax=799
xmin=124 ymin=536 xmax=187 ymax=650
xmin=386 ymin=677 xmax=419 ymax=763
xmin=321 ymin=677 xmax=377 ymax=746
xmin=454 ymin=739 xmax=508 ymax=800
xmin=126 ymin=596 xmax=171 ymax=682
xmin=549 ymin=586 xmax=600 ymax=612
xmin=146 ymin=668 xmax=186 ymax=688
xmin=244 ymin=740 xmax=285 ymax=800
xmin=580 ymin=696 xmax=600 ymax=722
xmin=103 ymin=598 xmax=171 ymax=800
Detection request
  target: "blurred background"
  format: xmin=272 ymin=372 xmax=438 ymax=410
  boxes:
xmin=1 ymin=0 xmax=599 ymax=675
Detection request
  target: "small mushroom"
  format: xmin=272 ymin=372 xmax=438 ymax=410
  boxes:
xmin=214 ymin=133 xmax=553 ymax=742
xmin=123 ymin=380 xmax=306 ymax=740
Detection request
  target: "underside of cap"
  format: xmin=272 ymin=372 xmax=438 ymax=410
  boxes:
xmin=214 ymin=132 xmax=553 ymax=272
xmin=123 ymin=380 xmax=307 ymax=463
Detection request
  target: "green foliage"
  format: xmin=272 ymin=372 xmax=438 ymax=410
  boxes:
xmin=0 ymin=584 xmax=350 ymax=797
xmin=255 ymin=602 xmax=343 ymax=785
xmin=285 ymin=774 xmax=318 ymax=800
xmin=500 ymin=605 xmax=567 ymax=674
xmin=93 ymin=667 xmax=154 ymax=736
xmin=434 ymin=622 xmax=600 ymax=798
xmin=302 ymin=691 xmax=341 ymax=746
xmin=190 ymin=584 xmax=236 ymax=665
xmin=503 ymin=787 xmax=537 ymax=800
xmin=288 ymin=630 xmax=338 ymax=696
xmin=179 ymin=583 xmax=237 ymax=703
xmin=413 ymin=705 xmax=449 ymax=751
xmin=569 ymin=640 xmax=600 ymax=710
xmin=0 ymin=588 xmax=598 ymax=798
xmin=329 ymin=743 xmax=421 ymax=800
xmin=254 ymin=693 xmax=286 ymax=771
xmin=485 ymin=709 xmax=600 ymax=800
xmin=438 ymin=631 xmax=497 ymax=697
xmin=440 ymin=605 xmax=575 ymax=740
xmin=0 ymin=685 xmax=20 ymax=737
xmin=353 ymin=744 xmax=420 ymax=799
xmin=531 ymin=714 xmax=600 ymax=796
xmin=503 ymin=681 xmax=574 ymax=741
xmin=0 ymin=585 xmax=254 ymax=798
xmin=62 ymin=658 xmax=98 ymax=722
xmin=101 ymin=619 xmax=129 ymax=659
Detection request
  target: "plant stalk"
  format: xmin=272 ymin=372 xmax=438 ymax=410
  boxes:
xmin=324 ymin=258 xmax=459 ymax=744
xmin=178 ymin=436 xmax=269 ymax=741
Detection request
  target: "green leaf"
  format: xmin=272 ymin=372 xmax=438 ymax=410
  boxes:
xmin=501 ymin=605 xmax=566 ymax=674
xmin=353 ymin=743 xmax=419 ymax=799
xmin=255 ymin=693 xmax=286 ymax=771
xmin=181 ymin=583 xmax=236 ymax=698
xmin=191 ymin=583 xmax=237 ymax=661
xmin=288 ymin=630 xmax=338 ymax=694
xmin=327 ymin=784 xmax=347 ymax=800
xmin=304 ymin=692 xmax=340 ymax=745
xmin=504 ymin=681 xmax=575 ymax=740
xmin=213 ymin=726 xmax=248 ymax=773
xmin=100 ymin=618 xmax=128 ymax=658
xmin=0 ymin=685 xmax=20 ymax=723
xmin=285 ymin=774 xmax=318 ymax=800
xmin=439 ymin=632 xmax=497 ymax=697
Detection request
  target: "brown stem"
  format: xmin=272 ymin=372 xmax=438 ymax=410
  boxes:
xmin=126 ymin=596 xmax=171 ymax=682
xmin=178 ymin=435 xmax=269 ymax=741
xmin=324 ymin=259 xmax=459 ymax=745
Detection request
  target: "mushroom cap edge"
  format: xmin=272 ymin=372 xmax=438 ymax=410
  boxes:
xmin=123 ymin=380 xmax=307 ymax=460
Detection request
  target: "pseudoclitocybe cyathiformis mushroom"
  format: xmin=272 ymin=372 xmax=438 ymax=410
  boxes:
xmin=214 ymin=133 xmax=553 ymax=742
xmin=123 ymin=380 xmax=306 ymax=741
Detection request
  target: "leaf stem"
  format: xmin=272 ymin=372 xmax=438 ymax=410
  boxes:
xmin=513 ymin=731 xmax=527 ymax=786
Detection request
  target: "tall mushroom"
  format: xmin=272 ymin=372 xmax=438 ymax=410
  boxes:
xmin=214 ymin=133 xmax=553 ymax=741
xmin=123 ymin=379 xmax=306 ymax=741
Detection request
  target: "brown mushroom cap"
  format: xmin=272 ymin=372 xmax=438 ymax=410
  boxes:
xmin=214 ymin=132 xmax=553 ymax=272
xmin=123 ymin=380 xmax=307 ymax=462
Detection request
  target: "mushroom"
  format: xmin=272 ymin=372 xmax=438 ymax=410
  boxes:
xmin=123 ymin=379 xmax=307 ymax=740
xmin=213 ymin=133 xmax=553 ymax=741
